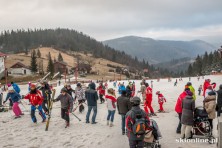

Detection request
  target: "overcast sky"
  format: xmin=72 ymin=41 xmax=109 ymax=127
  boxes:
xmin=0 ymin=0 xmax=222 ymax=44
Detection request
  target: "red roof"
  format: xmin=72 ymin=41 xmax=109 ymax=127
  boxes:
xmin=0 ymin=52 xmax=7 ymax=57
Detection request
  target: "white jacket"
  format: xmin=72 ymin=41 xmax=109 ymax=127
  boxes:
xmin=105 ymin=94 xmax=117 ymax=111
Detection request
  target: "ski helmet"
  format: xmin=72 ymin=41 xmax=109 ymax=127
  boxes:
xmin=77 ymin=83 xmax=81 ymax=87
xmin=130 ymin=97 xmax=141 ymax=106
xmin=156 ymin=91 xmax=160 ymax=95
xmin=187 ymin=82 xmax=192 ymax=86
xmin=145 ymin=83 xmax=149 ymax=87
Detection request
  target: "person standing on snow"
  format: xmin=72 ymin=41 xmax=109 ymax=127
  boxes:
xmin=53 ymin=87 xmax=73 ymax=128
xmin=186 ymin=82 xmax=196 ymax=100
xmin=85 ymin=82 xmax=99 ymax=124
xmin=75 ymin=83 xmax=85 ymax=113
xmin=203 ymin=79 xmax=211 ymax=97
xmin=97 ymin=82 xmax=105 ymax=104
xmin=117 ymin=90 xmax=132 ymax=135
xmin=216 ymin=84 xmax=222 ymax=116
xmin=10 ymin=82 xmax=20 ymax=94
xmin=126 ymin=82 xmax=133 ymax=98
xmin=198 ymin=85 xmax=203 ymax=96
xmin=175 ymin=87 xmax=189 ymax=133
xmin=118 ymin=83 xmax=126 ymax=95
xmin=181 ymin=90 xmax=195 ymax=139
xmin=3 ymin=87 xmax=23 ymax=119
xmin=23 ymin=84 xmax=46 ymax=123
xmin=138 ymin=81 xmax=146 ymax=104
xmin=105 ymin=88 xmax=117 ymax=127
xmin=156 ymin=91 xmax=166 ymax=112
xmin=39 ymin=81 xmax=52 ymax=115
xmin=126 ymin=97 xmax=150 ymax=148
xmin=144 ymin=83 xmax=156 ymax=116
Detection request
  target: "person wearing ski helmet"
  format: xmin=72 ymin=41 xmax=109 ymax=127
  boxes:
xmin=24 ymin=84 xmax=46 ymax=123
xmin=3 ymin=87 xmax=23 ymax=119
xmin=75 ymin=83 xmax=85 ymax=113
xmin=126 ymin=97 xmax=150 ymax=148
xmin=53 ymin=87 xmax=73 ymax=128
xmin=39 ymin=80 xmax=52 ymax=115
xmin=216 ymin=84 xmax=222 ymax=116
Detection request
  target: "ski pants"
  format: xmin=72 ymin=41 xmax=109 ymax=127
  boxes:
xmin=99 ymin=94 xmax=105 ymax=103
xmin=78 ymin=100 xmax=85 ymax=113
xmin=61 ymin=108 xmax=70 ymax=123
xmin=12 ymin=102 xmax=22 ymax=117
xmin=42 ymin=100 xmax=49 ymax=113
xmin=31 ymin=105 xmax=46 ymax=123
xmin=159 ymin=102 xmax=164 ymax=111
xmin=144 ymin=99 xmax=154 ymax=114
xmin=129 ymin=140 xmax=144 ymax=148
xmin=177 ymin=113 xmax=182 ymax=132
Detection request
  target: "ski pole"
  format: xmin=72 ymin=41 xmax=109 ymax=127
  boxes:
xmin=71 ymin=112 xmax=81 ymax=121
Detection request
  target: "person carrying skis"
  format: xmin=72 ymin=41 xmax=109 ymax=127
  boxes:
xmin=75 ymin=83 xmax=85 ymax=113
xmin=23 ymin=84 xmax=46 ymax=123
xmin=126 ymin=96 xmax=150 ymax=148
xmin=3 ymin=87 xmax=23 ymax=119
xmin=39 ymin=80 xmax=52 ymax=115
xmin=156 ymin=91 xmax=166 ymax=112
xmin=97 ymin=82 xmax=105 ymax=104
xmin=144 ymin=83 xmax=156 ymax=116
xmin=53 ymin=87 xmax=73 ymax=128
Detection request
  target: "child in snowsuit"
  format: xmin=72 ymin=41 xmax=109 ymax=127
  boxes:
xmin=53 ymin=87 xmax=73 ymax=128
xmin=156 ymin=91 xmax=166 ymax=112
xmin=39 ymin=81 xmax=52 ymax=115
xmin=24 ymin=84 xmax=46 ymax=123
xmin=3 ymin=87 xmax=23 ymax=119
xmin=97 ymin=83 xmax=105 ymax=104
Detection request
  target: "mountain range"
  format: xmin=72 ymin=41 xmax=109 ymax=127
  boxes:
xmin=103 ymin=36 xmax=216 ymax=64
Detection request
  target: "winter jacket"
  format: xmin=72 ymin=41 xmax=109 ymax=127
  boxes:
xmin=217 ymin=89 xmax=222 ymax=116
xmin=67 ymin=88 xmax=75 ymax=98
xmin=188 ymin=85 xmax=196 ymax=100
xmin=126 ymin=86 xmax=132 ymax=98
xmin=24 ymin=90 xmax=43 ymax=106
xmin=97 ymin=85 xmax=105 ymax=95
xmin=157 ymin=94 xmax=166 ymax=104
xmin=105 ymin=94 xmax=117 ymax=111
xmin=181 ymin=95 xmax=195 ymax=126
xmin=5 ymin=92 xmax=21 ymax=103
xmin=126 ymin=106 xmax=150 ymax=141
xmin=54 ymin=93 xmax=73 ymax=110
xmin=85 ymin=89 xmax=98 ymax=106
xmin=175 ymin=91 xmax=187 ymax=113
xmin=117 ymin=95 xmax=132 ymax=115
xmin=145 ymin=86 xmax=152 ymax=101
xmin=75 ymin=87 xmax=85 ymax=101
xmin=204 ymin=95 xmax=216 ymax=119
xmin=203 ymin=81 xmax=210 ymax=97
xmin=118 ymin=85 xmax=126 ymax=94
xmin=12 ymin=83 xmax=20 ymax=94
xmin=39 ymin=84 xmax=52 ymax=100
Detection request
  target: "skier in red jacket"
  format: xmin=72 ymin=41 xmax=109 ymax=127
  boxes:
xmin=203 ymin=79 xmax=210 ymax=97
xmin=24 ymin=84 xmax=46 ymax=123
xmin=156 ymin=91 xmax=166 ymax=112
xmin=144 ymin=83 xmax=156 ymax=116
xmin=97 ymin=83 xmax=105 ymax=104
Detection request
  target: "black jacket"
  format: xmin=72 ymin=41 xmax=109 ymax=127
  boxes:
xmin=117 ymin=95 xmax=132 ymax=115
xmin=85 ymin=89 xmax=98 ymax=106
xmin=39 ymin=84 xmax=51 ymax=100
xmin=217 ymin=89 xmax=222 ymax=105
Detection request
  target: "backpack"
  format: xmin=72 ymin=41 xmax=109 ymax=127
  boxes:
xmin=132 ymin=110 xmax=146 ymax=136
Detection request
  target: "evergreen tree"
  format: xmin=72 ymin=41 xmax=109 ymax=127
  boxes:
xmin=58 ymin=52 xmax=63 ymax=62
xmin=47 ymin=52 xmax=54 ymax=77
xmin=37 ymin=49 xmax=41 ymax=58
xmin=187 ymin=64 xmax=193 ymax=76
xmin=30 ymin=50 xmax=38 ymax=73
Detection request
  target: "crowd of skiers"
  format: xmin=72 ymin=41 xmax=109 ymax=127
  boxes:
xmin=1 ymin=76 xmax=222 ymax=148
